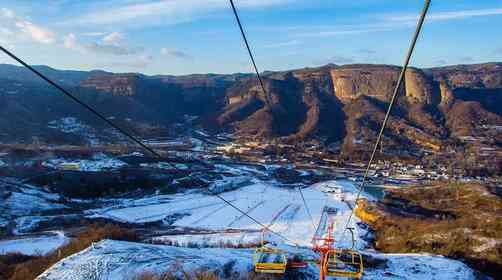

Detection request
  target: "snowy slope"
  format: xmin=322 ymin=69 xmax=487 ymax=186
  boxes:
xmin=0 ymin=231 xmax=68 ymax=255
xmin=89 ymin=180 xmax=365 ymax=248
xmin=0 ymin=179 xmax=66 ymax=218
xmin=36 ymin=240 xmax=478 ymax=280
xmin=40 ymin=178 xmax=482 ymax=279
xmin=36 ymin=240 xmax=255 ymax=280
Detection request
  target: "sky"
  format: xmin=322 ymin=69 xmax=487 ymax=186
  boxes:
xmin=0 ymin=0 xmax=501 ymax=75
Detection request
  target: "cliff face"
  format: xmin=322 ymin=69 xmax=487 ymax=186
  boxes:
xmin=80 ymin=74 xmax=140 ymax=96
xmin=330 ymin=65 xmax=401 ymax=103
xmin=404 ymin=68 xmax=436 ymax=105
xmin=212 ymin=63 xmax=501 ymax=152
xmin=330 ymin=66 xmax=438 ymax=105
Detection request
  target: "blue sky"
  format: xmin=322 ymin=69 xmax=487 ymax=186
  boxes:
xmin=0 ymin=0 xmax=501 ymax=75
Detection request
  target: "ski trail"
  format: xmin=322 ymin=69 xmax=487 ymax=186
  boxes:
xmin=266 ymin=204 xmax=292 ymax=228
xmin=227 ymin=200 xmax=265 ymax=227
xmin=192 ymin=203 xmax=229 ymax=226
xmin=131 ymin=201 xmax=228 ymax=223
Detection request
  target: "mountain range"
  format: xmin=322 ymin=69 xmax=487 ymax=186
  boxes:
xmin=0 ymin=62 xmax=501 ymax=153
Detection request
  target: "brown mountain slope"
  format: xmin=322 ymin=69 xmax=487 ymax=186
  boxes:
xmin=1 ymin=63 xmax=500 ymax=153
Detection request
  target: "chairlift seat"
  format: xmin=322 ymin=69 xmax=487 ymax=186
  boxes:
xmin=324 ymin=249 xmax=364 ymax=278
xmin=253 ymin=247 xmax=287 ymax=274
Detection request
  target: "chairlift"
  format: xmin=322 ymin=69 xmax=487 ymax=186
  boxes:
xmin=323 ymin=248 xmax=364 ymax=279
xmin=253 ymin=229 xmax=287 ymax=274
xmin=313 ymin=211 xmax=364 ymax=280
xmin=254 ymin=246 xmax=288 ymax=273
xmin=287 ymin=254 xmax=308 ymax=269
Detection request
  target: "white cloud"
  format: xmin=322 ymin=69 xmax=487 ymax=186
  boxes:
xmin=81 ymin=32 xmax=107 ymax=37
xmin=102 ymin=32 xmax=124 ymax=46
xmin=263 ymin=40 xmax=301 ymax=48
xmin=359 ymin=48 xmax=376 ymax=55
xmin=63 ymin=33 xmax=77 ymax=49
xmin=0 ymin=27 xmax=13 ymax=37
xmin=63 ymin=31 xmax=144 ymax=56
xmin=294 ymin=6 xmax=502 ymax=39
xmin=0 ymin=27 xmax=15 ymax=47
xmin=85 ymin=32 xmax=143 ymax=55
xmin=300 ymin=23 xmax=398 ymax=38
xmin=84 ymin=42 xmax=143 ymax=55
xmin=1 ymin=8 xmax=14 ymax=18
xmin=387 ymin=7 xmax=502 ymax=22
xmin=104 ymin=54 xmax=153 ymax=69
xmin=15 ymin=20 xmax=55 ymax=44
xmin=1 ymin=7 xmax=56 ymax=45
xmin=68 ymin=0 xmax=295 ymax=26
xmin=160 ymin=48 xmax=192 ymax=59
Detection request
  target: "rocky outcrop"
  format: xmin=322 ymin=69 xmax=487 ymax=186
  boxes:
xmin=439 ymin=80 xmax=455 ymax=108
xmin=80 ymin=74 xmax=140 ymax=96
xmin=430 ymin=63 xmax=502 ymax=89
xmin=404 ymin=68 xmax=435 ymax=104
xmin=330 ymin=65 xmax=401 ymax=103
xmin=330 ymin=65 xmax=440 ymax=105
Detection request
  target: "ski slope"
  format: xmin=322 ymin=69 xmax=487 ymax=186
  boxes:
xmin=37 ymin=177 xmax=481 ymax=280
xmin=36 ymin=240 xmax=478 ymax=280
xmin=89 ymin=180 xmax=361 ymax=248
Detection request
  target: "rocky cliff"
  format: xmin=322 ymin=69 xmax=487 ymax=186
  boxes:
xmin=0 ymin=62 xmax=501 ymax=153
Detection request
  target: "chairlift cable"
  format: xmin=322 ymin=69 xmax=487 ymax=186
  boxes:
xmin=340 ymin=0 xmax=432 ymax=243
xmin=0 ymin=45 xmax=295 ymax=244
xmin=0 ymin=45 xmax=167 ymax=162
xmin=229 ymin=0 xmax=271 ymax=105
xmin=298 ymin=186 xmax=316 ymax=231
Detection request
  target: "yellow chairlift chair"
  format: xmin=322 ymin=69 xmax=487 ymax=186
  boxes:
xmin=324 ymin=248 xmax=364 ymax=279
xmin=253 ymin=229 xmax=287 ymax=274
xmin=254 ymin=246 xmax=288 ymax=274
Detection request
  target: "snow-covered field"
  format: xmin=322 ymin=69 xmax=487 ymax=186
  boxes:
xmin=42 ymin=153 xmax=127 ymax=172
xmin=36 ymin=239 xmax=478 ymax=280
xmin=0 ymin=231 xmax=68 ymax=256
xmin=37 ymin=240 xmax=254 ymax=280
xmin=0 ymin=163 xmax=484 ymax=279
xmin=0 ymin=180 xmax=66 ymax=220
xmin=88 ymin=180 xmax=362 ymax=248
xmin=48 ymin=117 xmax=99 ymax=145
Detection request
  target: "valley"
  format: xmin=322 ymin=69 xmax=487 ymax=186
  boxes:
xmin=0 ymin=62 xmax=500 ymax=279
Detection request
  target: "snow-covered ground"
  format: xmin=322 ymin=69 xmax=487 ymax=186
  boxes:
xmin=89 ymin=179 xmax=364 ymax=248
xmin=0 ymin=231 xmax=68 ymax=256
xmin=48 ymin=117 xmax=99 ymax=145
xmin=81 ymin=178 xmax=481 ymax=279
xmin=42 ymin=153 xmax=126 ymax=172
xmin=48 ymin=117 xmax=90 ymax=134
xmin=0 ymin=179 xmax=67 ymax=234
xmin=37 ymin=240 xmax=254 ymax=280
xmin=1 ymin=182 xmax=66 ymax=218
xmin=1 ymin=164 xmax=483 ymax=279
xmin=36 ymin=239 xmax=478 ymax=280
